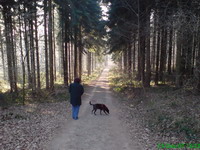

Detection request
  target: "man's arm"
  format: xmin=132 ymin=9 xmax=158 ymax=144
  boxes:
xmin=81 ymin=85 xmax=84 ymax=95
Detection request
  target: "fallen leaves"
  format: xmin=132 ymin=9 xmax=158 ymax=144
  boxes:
xmin=0 ymin=102 xmax=71 ymax=150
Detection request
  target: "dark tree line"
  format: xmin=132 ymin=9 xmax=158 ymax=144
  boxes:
xmin=0 ymin=0 xmax=106 ymax=101
xmin=106 ymin=0 xmax=200 ymax=90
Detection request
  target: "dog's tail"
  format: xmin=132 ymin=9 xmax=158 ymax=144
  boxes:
xmin=89 ymin=101 xmax=93 ymax=105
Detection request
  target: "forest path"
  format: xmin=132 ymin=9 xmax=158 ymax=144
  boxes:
xmin=46 ymin=64 xmax=142 ymax=150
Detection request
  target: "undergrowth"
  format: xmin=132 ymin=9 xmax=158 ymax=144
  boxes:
xmin=0 ymin=68 xmax=103 ymax=108
xmin=82 ymin=68 xmax=103 ymax=85
xmin=109 ymin=67 xmax=200 ymax=142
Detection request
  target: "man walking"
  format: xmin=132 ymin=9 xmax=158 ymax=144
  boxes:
xmin=69 ymin=78 xmax=84 ymax=120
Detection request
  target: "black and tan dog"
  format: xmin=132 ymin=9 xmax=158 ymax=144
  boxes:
xmin=89 ymin=101 xmax=109 ymax=115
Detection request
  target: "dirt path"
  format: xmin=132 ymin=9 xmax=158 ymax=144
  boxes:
xmin=46 ymin=66 xmax=142 ymax=150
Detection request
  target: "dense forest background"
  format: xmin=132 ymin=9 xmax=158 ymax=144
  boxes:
xmin=1 ymin=0 xmax=200 ymax=103
xmin=106 ymin=0 xmax=200 ymax=91
xmin=0 ymin=0 xmax=107 ymax=104
xmin=105 ymin=0 xmax=200 ymax=143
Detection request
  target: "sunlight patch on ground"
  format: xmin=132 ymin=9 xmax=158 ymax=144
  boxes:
xmin=25 ymin=103 xmax=38 ymax=113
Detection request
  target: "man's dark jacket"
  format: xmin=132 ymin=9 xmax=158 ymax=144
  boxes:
xmin=69 ymin=82 xmax=84 ymax=106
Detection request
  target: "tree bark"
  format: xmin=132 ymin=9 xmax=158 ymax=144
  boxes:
xmin=123 ymin=49 xmax=127 ymax=73
xmin=44 ymin=0 xmax=49 ymax=89
xmin=3 ymin=5 xmax=17 ymax=93
xmin=48 ymin=0 xmax=54 ymax=90
xmin=145 ymin=10 xmax=151 ymax=87
xmin=74 ymin=27 xmax=78 ymax=78
xmin=29 ymin=3 xmax=36 ymax=93
xmin=0 ymin=27 xmax=6 ymax=80
xmin=18 ymin=8 xmax=26 ymax=104
xmin=64 ymin=19 xmax=69 ymax=86
xmin=78 ymin=25 xmax=83 ymax=78
xmin=155 ymin=28 xmax=161 ymax=85
xmin=52 ymin=5 xmax=56 ymax=82
xmin=168 ymin=27 xmax=173 ymax=74
xmin=34 ymin=0 xmax=41 ymax=89
xmin=87 ymin=52 xmax=91 ymax=76
xmin=152 ymin=13 xmax=157 ymax=72
xmin=159 ymin=27 xmax=167 ymax=82
xmin=132 ymin=34 xmax=136 ymax=71
xmin=197 ymin=36 xmax=200 ymax=90
xmin=128 ymin=43 xmax=132 ymax=77
xmin=176 ymin=31 xmax=183 ymax=87
xmin=139 ymin=24 xmax=146 ymax=86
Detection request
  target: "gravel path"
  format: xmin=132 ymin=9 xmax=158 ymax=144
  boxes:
xmin=45 ymin=66 xmax=143 ymax=150
xmin=1 ymin=65 xmax=147 ymax=150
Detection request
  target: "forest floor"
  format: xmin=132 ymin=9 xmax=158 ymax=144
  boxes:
xmin=109 ymin=68 xmax=200 ymax=149
xmin=1 ymin=64 xmax=200 ymax=150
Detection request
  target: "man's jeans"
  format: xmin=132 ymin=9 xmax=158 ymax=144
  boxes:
xmin=72 ymin=105 xmax=80 ymax=120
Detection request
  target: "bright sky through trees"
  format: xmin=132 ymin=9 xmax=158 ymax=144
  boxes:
xmin=100 ymin=4 xmax=109 ymax=20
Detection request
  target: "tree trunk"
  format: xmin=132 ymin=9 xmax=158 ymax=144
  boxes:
xmin=3 ymin=5 xmax=16 ymax=93
xmin=127 ymin=43 xmax=132 ymax=77
xmin=68 ymin=41 xmax=72 ymax=83
xmin=44 ymin=0 xmax=49 ymax=89
xmin=18 ymin=9 xmax=26 ymax=104
xmin=0 ymin=27 xmax=6 ymax=80
xmin=132 ymin=34 xmax=136 ymax=71
xmin=172 ymin=31 xmax=176 ymax=72
xmin=159 ymin=27 xmax=167 ymax=82
xmin=185 ymin=31 xmax=193 ymax=77
xmin=123 ymin=49 xmax=127 ymax=73
xmin=9 ymin=7 xmax=18 ymax=93
xmin=52 ymin=5 xmax=56 ymax=82
xmin=137 ymin=0 xmax=141 ymax=81
xmin=152 ymin=14 xmax=157 ymax=72
xmin=74 ymin=27 xmax=78 ymax=78
xmin=119 ymin=52 xmax=122 ymax=71
xmin=48 ymin=0 xmax=54 ymax=90
xmin=168 ymin=27 xmax=173 ymax=74
xmin=145 ymin=10 xmax=151 ymax=87
xmin=91 ymin=53 xmax=94 ymax=73
xmin=176 ymin=31 xmax=183 ymax=87
xmin=196 ymin=16 xmax=200 ymax=90
xmin=155 ymin=28 xmax=161 ymax=85
xmin=29 ymin=3 xmax=36 ymax=93
xmin=64 ymin=20 xmax=69 ymax=86
xmin=192 ymin=34 xmax=197 ymax=74
xmin=34 ymin=0 xmax=41 ymax=89
xmin=197 ymin=35 xmax=200 ymax=90
xmin=140 ymin=25 xmax=146 ymax=86
xmin=12 ymin=18 xmax=18 ymax=89
xmin=71 ymin=32 xmax=74 ymax=80
xmin=78 ymin=25 xmax=83 ymax=78
xmin=87 ymin=52 xmax=91 ymax=76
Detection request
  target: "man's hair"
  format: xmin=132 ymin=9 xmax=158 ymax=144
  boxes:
xmin=74 ymin=78 xmax=81 ymax=83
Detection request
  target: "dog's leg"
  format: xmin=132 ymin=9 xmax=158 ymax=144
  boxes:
xmin=100 ymin=110 xmax=102 ymax=115
xmin=103 ymin=110 xmax=107 ymax=115
xmin=94 ymin=109 xmax=97 ymax=115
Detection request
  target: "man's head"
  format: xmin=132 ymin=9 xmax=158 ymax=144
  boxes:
xmin=74 ymin=78 xmax=81 ymax=83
